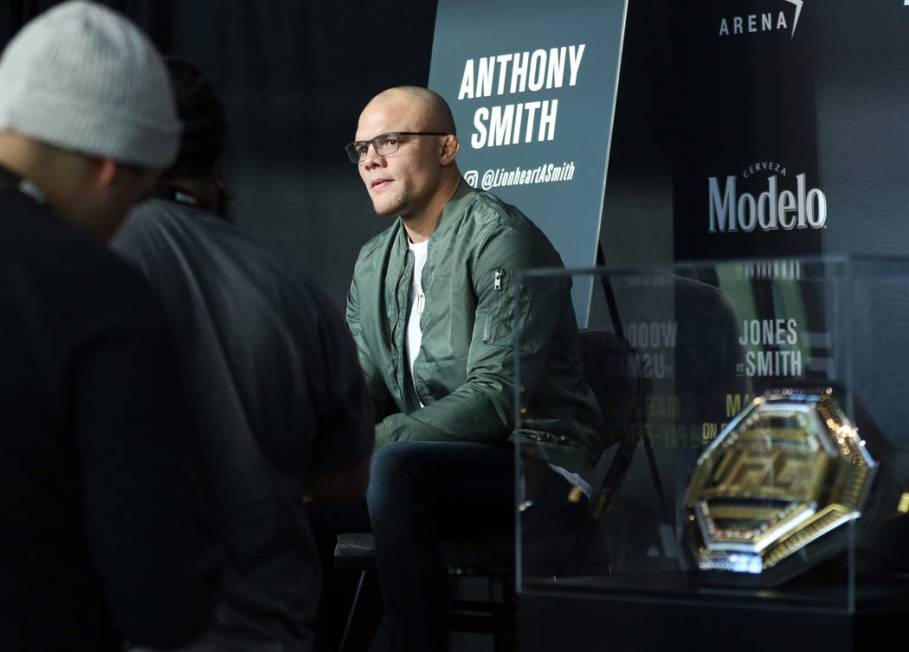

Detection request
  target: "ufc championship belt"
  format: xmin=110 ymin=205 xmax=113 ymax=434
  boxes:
xmin=686 ymin=388 xmax=877 ymax=579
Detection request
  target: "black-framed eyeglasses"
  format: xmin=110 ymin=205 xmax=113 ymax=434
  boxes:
xmin=344 ymin=131 xmax=449 ymax=163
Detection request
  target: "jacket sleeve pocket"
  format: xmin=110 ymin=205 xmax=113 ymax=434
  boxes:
xmin=481 ymin=267 xmax=533 ymax=348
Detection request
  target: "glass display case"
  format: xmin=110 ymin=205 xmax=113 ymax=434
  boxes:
xmin=514 ymin=256 xmax=909 ymax=624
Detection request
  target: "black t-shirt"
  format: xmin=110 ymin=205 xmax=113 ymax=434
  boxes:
xmin=113 ymin=198 xmax=374 ymax=651
xmin=0 ymin=169 xmax=221 ymax=650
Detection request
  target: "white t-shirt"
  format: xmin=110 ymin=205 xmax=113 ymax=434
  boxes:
xmin=406 ymin=239 xmax=429 ymax=406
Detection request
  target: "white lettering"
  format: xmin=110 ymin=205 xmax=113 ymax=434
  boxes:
xmin=488 ymin=104 xmax=515 ymax=146
xmin=736 ymin=260 xmax=802 ymax=281
xmin=509 ymin=52 xmax=529 ymax=94
xmin=538 ymin=99 xmax=558 ymax=141
xmin=495 ymin=54 xmax=512 ymax=95
xmin=470 ymin=101 xmax=560 ymax=148
xmin=737 ymin=193 xmax=757 ymax=232
xmin=512 ymin=103 xmax=524 ymax=145
xmin=718 ymin=11 xmax=794 ymax=39
xmin=568 ymin=44 xmax=586 ymax=86
xmin=757 ymin=175 xmax=779 ymax=231
xmin=471 ymin=108 xmax=488 ymax=149
xmin=528 ymin=49 xmax=546 ymax=92
xmin=807 ymin=187 xmax=827 ymax=228
xmin=477 ymin=57 xmax=495 ymax=98
xmin=745 ymin=350 xmax=802 ymax=377
xmin=738 ymin=319 xmax=799 ymax=346
xmin=627 ymin=322 xmax=678 ymax=349
xmin=778 ymin=190 xmax=797 ymax=229
xmin=709 ymin=176 xmax=737 ymax=233
xmin=523 ymin=101 xmax=541 ymax=142
xmin=459 ymin=44 xmax=585 ymax=99
xmin=458 ymin=59 xmax=475 ymax=100
xmin=708 ymin=172 xmax=827 ymax=233
xmin=546 ymin=47 xmax=566 ymax=89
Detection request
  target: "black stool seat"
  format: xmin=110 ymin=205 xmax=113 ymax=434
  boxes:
xmin=334 ymin=532 xmax=519 ymax=576
xmin=334 ymin=532 xmax=377 ymax=569
xmin=334 ymin=529 xmax=595 ymax=578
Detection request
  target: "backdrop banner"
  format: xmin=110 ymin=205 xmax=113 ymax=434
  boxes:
xmin=428 ymin=0 xmax=629 ymax=324
xmin=668 ymin=0 xmax=909 ymax=450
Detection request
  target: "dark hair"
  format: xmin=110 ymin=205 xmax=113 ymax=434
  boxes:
xmin=162 ymin=57 xmax=226 ymax=180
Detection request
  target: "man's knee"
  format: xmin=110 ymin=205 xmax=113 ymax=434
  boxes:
xmin=369 ymin=441 xmax=429 ymax=479
xmin=366 ymin=442 xmax=435 ymax=514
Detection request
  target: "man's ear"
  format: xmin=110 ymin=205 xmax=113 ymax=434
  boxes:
xmin=440 ymin=134 xmax=460 ymax=166
xmin=93 ymin=158 xmax=119 ymax=188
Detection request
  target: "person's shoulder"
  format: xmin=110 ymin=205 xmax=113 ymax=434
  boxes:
xmin=3 ymin=193 xmax=145 ymax=285
xmin=458 ymin=190 xmax=543 ymax=249
xmin=463 ymin=189 xmax=536 ymax=236
xmin=115 ymin=198 xmax=232 ymax=249
xmin=454 ymin=189 xmax=563 ymax=267
xmin=2 ymin=198 xmax=167 ymax=330
xmin=117 ymin=199 xmax=294 ymax=280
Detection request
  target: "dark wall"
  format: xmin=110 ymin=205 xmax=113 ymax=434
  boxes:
xmin=165 ymin=2 xmax=439 ymax=312
xmin=7 ymin=2 xmax=909 ymax=309
xmin=1 ymin=0 xmax=683 ymax=318
xmin=601 ymin=0 xmax=674 ymax=270
xmin=2 ymin=0 xmax=679 ymax=316
xmin=1 ymin=0 xmax=439 ymax=313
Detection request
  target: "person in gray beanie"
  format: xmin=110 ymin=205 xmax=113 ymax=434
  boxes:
xmin=0 ymin=0 xmax=182 ymax=240
xmin=0 ymin=2 xmax=220 ymax=650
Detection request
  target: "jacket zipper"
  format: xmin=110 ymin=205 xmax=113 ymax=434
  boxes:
xmin=484 ymin=268 xmax=506 ymax=343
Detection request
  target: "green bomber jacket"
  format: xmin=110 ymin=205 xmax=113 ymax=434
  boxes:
xmin=346 ymin=180 xmax=604 ymax=472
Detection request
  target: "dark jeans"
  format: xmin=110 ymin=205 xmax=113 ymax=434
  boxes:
xmin=368 ymin=441 xmax=516 ymax=652
xmin=309 ymin=441 xmax=583 ymax=652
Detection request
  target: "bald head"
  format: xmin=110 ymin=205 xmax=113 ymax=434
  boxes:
xmin=365 ymin=86 xmax=456 ymax=135
xmin=353 ymin=86 xmax=462 ymax=240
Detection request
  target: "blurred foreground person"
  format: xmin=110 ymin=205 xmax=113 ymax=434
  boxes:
xmin=113 ymin=58 xmax=374 ymax=652
xmin=0 ymin=2 xmax=220 ymax=650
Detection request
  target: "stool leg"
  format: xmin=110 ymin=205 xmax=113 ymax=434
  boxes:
xmin=339 ymin=570 xmax=382 ymax=652
xmin=338 ymin=571 xmax=367 ymax=652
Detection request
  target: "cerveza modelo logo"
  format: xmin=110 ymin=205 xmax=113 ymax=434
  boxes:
xmin=717 ymin=0 xmax=804 ymax=39
xmin=708 ymin=160 xmax=827 ymax=234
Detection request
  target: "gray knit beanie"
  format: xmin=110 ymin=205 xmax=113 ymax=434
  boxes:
xmin=0 ymin=1 xmax=181 ymax=169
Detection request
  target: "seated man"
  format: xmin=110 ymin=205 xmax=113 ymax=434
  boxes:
xmin=344 ymin=86 xmax=602 ymax=652
xmin=0 ymin=3 xmax=219 ymax=649
xmin=112 ymin=59 xmax=374 ymax=651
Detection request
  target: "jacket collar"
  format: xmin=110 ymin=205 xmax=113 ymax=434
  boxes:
xmin=431 ymin=178 xmax=476 ymax=239
xmin=393 ymin=178 xmax=476 ymax=246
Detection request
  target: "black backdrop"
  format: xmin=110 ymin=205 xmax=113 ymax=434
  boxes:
xmin=0 ymin=0 xmax=675 ymax=314
xmin=8 ymin=2 xmax=909 ymax=311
